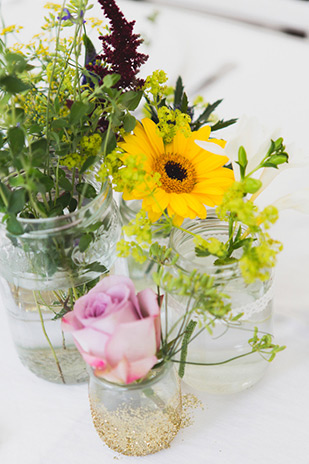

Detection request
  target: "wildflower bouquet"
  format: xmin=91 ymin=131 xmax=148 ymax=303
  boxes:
xmin=0 ymin=0 xmax=287 ymax=391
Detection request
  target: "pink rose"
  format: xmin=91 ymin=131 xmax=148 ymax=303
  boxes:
xmin=62 ymin=275 xmax=161 ymax=384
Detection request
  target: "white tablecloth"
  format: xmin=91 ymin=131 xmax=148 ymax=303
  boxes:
xmin=1 ymin=1 xmax=309 ymax=463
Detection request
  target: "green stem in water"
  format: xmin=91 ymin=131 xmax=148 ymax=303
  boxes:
xmin=33 ymin=291 xmax=66 ymax=384
xmin=172 ymin=350 xmax=255 ymax=368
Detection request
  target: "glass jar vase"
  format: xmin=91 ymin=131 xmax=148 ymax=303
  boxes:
xmin=119 ymin=196 xmax=168 ymax=291
xmin=168 ymin=214 xmax=274 ymax=394
xmin=88 ymin=362 xmax=182 ymax=456
xmin=0 ymin=181 xmax=121 ymax=384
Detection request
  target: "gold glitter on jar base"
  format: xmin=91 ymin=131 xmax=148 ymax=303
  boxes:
xmin=88 ymin=363 xmax=182 ymax=456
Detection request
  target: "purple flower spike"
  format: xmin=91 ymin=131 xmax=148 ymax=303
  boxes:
xmin=86 ymin=0 xmax=148 ymax=91
xmin=58 ymin=8 xmax=72 ymax=21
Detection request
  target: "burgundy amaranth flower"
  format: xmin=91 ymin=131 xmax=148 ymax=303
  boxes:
xmin=87 ymin=0 xmax=148 ymax=91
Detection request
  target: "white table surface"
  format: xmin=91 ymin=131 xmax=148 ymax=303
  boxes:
xmin=1 ymin=1 xmax=309 ymax=463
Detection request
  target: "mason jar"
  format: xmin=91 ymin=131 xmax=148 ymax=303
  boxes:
xmin=168 ymin=214 xmax=274 ymax=394
xmin=0 ymin=180 xmax=122 ymax=384
xmin=119 ymin=196 xmax=168 ymax=291
xmin=88 ymin=362 xmax=182 ymax=456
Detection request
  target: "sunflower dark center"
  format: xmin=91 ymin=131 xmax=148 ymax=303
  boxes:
xmin=164 ymin=161 xmax=187 ymax=181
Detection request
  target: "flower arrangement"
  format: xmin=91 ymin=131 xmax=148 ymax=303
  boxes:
xmin=0 ymin=0 xmax=289 ymax=388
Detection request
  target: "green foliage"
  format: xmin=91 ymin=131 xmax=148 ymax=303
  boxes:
xmin=143 ymin=73 xmax=237 ymax=133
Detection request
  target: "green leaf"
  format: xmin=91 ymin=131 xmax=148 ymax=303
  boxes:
xmin=28 ymin=124 xmax=43 ymax=134
xmin=8 ymin=126 xmax=25 ymax=155
xmin=86 ymin=261 xmax=108 ymax=274
xmin=52 ymin=306 xmax=72 ymax=321
xmin=123 ymin=113 xmax=136 ymax=133
xmin=30 ymin=138 xmax=48 ymax=157
xmin=37 ymin=175 xmax=54 ymax=193
xmin=103 ymin=74 xmax=120 ymax=88
xmin=56 ymin=192 xmax=71 ymax=209
xmin=6 ymin=215 xmax=24 ymax=235
xmin=80 ymin=155 xmax=99 ymax=174
xmin=58 ymin=176 xmax=72 ymax=192
xmin=243 ymin=177 xmax=262 ymax=194
xmin=119 ymin=90 xmax=143 ymax=110
xmin=210 ymin=118 xmax=238 ymax=132
xmin=195 ymin=246 xmax=211 ymax=258
xmin=174 ymin=76 xmax=184 ymax=108
xmin=88 ymin=221 xmax=102 ymax=232
xmin=9 ymin=175 xmax=25 ymax=188
xmin=52 ymin=118 xmax=68 ymax=129
xmin=76 ymin=182 xmax=97 ymax=199
xmin=102 ymin=130 xmax=116 ymax=155
xmin=0 ymin=75 xmax=31 ymax=94
xmin=5 ymin=52 xmax=28 ymax=72
xmin=197 ymin=99 xmax=222 ymax=124
xmin=79 ymin=233 xmax=93 ymax=252
xmin=7 ymin=107 xmax=25 ymax=124
xmin=180 ymin=92 xmax=188 ymax=114
xmin=7 ymin=188 xmax=26 ymax=214
xmin=68 ymin=197 xmax=77 ymax=212
xmin=214 ymin=257 xmax=238 ymax=266
xmin=69 ymin=101 xmax=89 ymax=125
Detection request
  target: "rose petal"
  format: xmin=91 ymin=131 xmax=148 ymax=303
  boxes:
xmin=137 ymin=288 xmax=161 ymax=349
xmin=95 ymin=356 xmax=158 ymax=384
xmin=89 ymin=275 xmax=142 ymax=318
xmin=95 ymin=358 xmax=130 ymax=384
xmin=82 ymin=352 xmax=106 ymax=370
xmin=89 ymin=300 xmax=139 ymax=334
xmin=61 ymin=311 xmax=83 ymax=332
xmin=105 ymin=318 xmax=157 ymax=366
xmin=73 ymin=327 xmax=109 ymax=358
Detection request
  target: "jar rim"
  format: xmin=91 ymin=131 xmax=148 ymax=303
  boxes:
xmin=169 ymin=217 xmax=241 ymax=276
xmin=17 ymin=180 xmax=109 ymax=225
xmin=88 ymin=362 xmax=172 ymax=391
xmin=0 ymin=180 xmax=111 ymax=236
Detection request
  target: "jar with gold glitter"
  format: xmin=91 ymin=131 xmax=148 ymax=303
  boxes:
xmin=88 ymin=362 xmax=182 ymax=456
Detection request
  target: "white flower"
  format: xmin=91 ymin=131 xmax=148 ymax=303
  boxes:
xmin=272 ymin=187 xmax=309 ymax=214
xmin=224 ymin=115 xmax=280 ymax=181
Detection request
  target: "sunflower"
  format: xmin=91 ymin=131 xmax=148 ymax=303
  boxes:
xmin=120 ymin=118 xmax=235 ymax=226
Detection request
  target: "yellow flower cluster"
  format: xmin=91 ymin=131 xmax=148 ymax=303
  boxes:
xmin=123 ymin=211 xmax=152 ymax=244
xmin=194 ymin=236 xmax=227 ymax=258
xmin=46 ymin=60 xmax=75 ymax=93
xmin=156 ymin=106 xmax=191 ymax=143
xmin=144 ymin=70 xmax=168 ymax=99
xmin=95 ymin=149 xmax=123 ymax=184
xmin=116 ymin=240 xmax=148 ymax=264
xmin=20 ymin=91 xmax=47 ymax=126
xmin=44 ymin=2 xmax=61 ymax=11
xmin=61 ymin=135 xmax=103 ymax=170
xmin=239 ymin=237 xmax=283 ymax=283
xmin=81 ymin=134 xmax=102 ymax=156
xmin=0 ymin=25 xmax=23 ymax=36
xmin=60 ymin=153 xmax=84 ymax=169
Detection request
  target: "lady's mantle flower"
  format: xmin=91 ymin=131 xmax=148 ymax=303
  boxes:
xmin=120 ymin=118 xmax=234 ymax=226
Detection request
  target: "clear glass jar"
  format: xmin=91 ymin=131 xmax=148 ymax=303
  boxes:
xmin=0 ymin=181 xmax=121 ymax=384
xmin=119 ymin=197 xmax=167 ymax=291
xmin=168 ymin=214 xmax=274 ymax=394
xmin=88 ymin=362 xmax=182 ymax=456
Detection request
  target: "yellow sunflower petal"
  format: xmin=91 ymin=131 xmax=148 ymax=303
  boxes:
xmin=141 ymin=118 xmax=165 ymax=158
